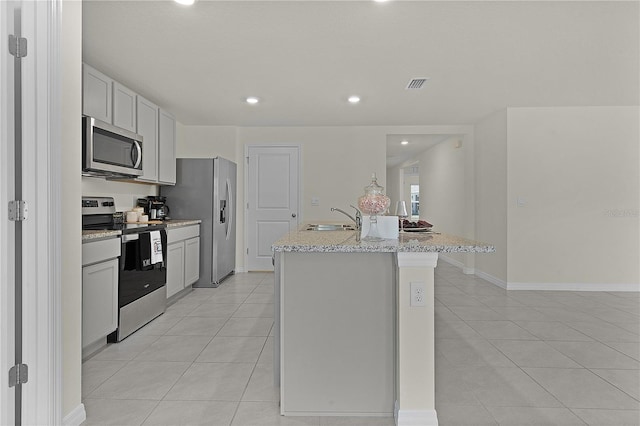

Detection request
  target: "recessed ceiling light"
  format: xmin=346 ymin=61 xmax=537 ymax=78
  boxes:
xmin=373 ymin=0 xmax=390 ymax=3
xmin=174 ymin=0 xmax=195 ymax=5
xmin=246 ymin=97 xmax=259 ymax=105
xmin=401 ymin=140 xmax=409 ymax=145
xmin=348 ymin=96 xmax=361 ymax=104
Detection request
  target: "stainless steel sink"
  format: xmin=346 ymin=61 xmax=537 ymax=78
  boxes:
xmin=304 ymin=224 xmax=356 ymax=231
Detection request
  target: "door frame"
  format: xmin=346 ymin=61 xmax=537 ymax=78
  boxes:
xmin=243 ymin=144 xmax=302 ymax=272
xmin=1 ymin=0 xmax=62 ymax=423
xmin=1 ymin=1 xmax=16 ymax=423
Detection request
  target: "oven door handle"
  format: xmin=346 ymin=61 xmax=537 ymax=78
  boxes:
xmin=122 ymin=234 xmax=139 ymax=242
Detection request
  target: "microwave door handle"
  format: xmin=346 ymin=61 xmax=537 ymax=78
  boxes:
xmin=131 ymin=140 xmax=142 ymax=169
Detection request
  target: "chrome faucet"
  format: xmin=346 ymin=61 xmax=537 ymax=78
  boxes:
xmin=331 ymin=205 xmax=362 ymax=242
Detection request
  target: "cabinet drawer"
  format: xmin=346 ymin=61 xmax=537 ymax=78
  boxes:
xmin=82 ymin=237 xmax=121 ymax=266
xmin=167 ymin=225 xmax=200 ymax=244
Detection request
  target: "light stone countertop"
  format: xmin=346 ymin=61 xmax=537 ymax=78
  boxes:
xmin=82 ymin=220 xmax=200 ymax=241
xmin=272 ymin=228 xmax=495 ymax=253
xmin=163 ymin=219 xmax=202 ymax=228
xmin=82 ymin=230 xmax=121 ymax=242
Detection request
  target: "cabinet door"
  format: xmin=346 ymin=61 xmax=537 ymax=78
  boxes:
xmin=167 ymin=242 xmax=185 ymax=298
xmin=82 ymin=259 xmax=118 ymax=347
xmin=158 ymin=109 xmax=176 ymax=185
xmin=113 ymin=82 xmax=137 ymax=132
xmin=136 ymin=96 xmax=159 ymax=182
xmin=184 ymin=237 xmax=200 ymax=287
xmin=83 ymin=64 xmax=113 ymax=123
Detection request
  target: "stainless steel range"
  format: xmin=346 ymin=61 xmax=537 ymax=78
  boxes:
xmin=82 ymin=196 xmax=167 ymax=341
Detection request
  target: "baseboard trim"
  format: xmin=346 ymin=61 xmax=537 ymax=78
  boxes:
xmin=63 ymin=403 xmax=86 ymax=426
xmin=235 ymin=266 xmax=246 ymax=273
xmin=474 ymin=269 xmax=508 ymax=289
xmin=507 ymin=282 xmax=640 ymax=292
xmin=439 ymin=255 xmax=474 ymax=275
xmin=395 ymin=408 xmax=438 ymax=426
xmin=473 ymin=270 xmax=640 ymax=292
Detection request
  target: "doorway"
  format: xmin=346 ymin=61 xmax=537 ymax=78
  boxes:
xmin=245 ymin=145 xmax=301 ymax=271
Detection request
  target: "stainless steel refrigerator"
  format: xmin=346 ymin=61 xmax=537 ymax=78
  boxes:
xmin=161 ymin=157 xmax=237 ymax=287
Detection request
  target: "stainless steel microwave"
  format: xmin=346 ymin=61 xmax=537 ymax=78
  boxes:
xmin=82 ymin=116 xmax=143 ymax=178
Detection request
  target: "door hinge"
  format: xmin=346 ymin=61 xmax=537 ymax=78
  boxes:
xmin=8 ymin=200 xmax=28 ymax=221
xmin=8 ymin=35 xmax=28 ymax=58
xmin=8 ymin=364 xmax=28 ymax=387
xmin=246 ymin=157 xmax=249 ymax=164
xmin=246 ymin=248 xmax=249 ymax=255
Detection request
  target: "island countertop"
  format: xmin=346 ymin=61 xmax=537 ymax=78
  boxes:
xmin=272 ymin=228 xmax=495 ymax=253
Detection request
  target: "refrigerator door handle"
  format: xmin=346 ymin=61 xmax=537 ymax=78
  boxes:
xmin=225 ymin=178 xmax=233 ymax=241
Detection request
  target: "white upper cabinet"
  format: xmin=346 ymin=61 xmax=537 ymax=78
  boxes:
xmin=158 ymin=109 xmax=176 ymax=185
xmin=112 ymin=82 xmax=137 ymax=133
xmin=83 ymin=63 xmax=113 ymax=123
xmin=136 ymin=96 xmax=159 ymax=183
xmin=82 ymin=63 xmax=178 ymax=185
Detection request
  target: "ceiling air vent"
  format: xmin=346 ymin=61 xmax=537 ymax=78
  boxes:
xmin=406 ymin=78 xmax=429 ymax=90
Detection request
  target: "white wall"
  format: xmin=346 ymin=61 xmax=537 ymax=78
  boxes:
xmin=81 ymin=178 xmax=157 ymax=212
xmin=386 ymin=165 xmax=402 ymax=211
xmin=61 ymin=0 xmax=82 ymax=419
xmin=474 ymin=110 xmax=508 ymax=283
xmin=176 ymin=124 xmax=237 ymax=161
xmin=418 ymin=137 xmax=468 ymax=265
xmin=507 ymin=106 xmax=639 ymax=287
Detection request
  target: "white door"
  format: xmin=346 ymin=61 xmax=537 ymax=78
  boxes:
xmin=246 ymin=146 xmax=300 ymax=271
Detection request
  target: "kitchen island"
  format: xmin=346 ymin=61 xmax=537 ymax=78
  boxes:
xmin=272 ymin=228 xmax=494 ymax=426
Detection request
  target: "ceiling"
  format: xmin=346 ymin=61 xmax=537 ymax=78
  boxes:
xmin=83 ymin=1 xmax=638 ymax=128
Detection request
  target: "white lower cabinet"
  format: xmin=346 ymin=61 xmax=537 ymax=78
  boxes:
xmin=82 ymin=237 xmax=120 ymax=349
xmin=166 ymin=225 xmax=200 ymax=298
xmin=167 ymin=242 xmax=185 ymax=298
xmin=184 ymin=237 xmax=201 ymax=287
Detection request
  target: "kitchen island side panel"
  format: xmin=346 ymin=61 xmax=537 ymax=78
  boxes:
xmin=280 ymin=252 xmax=395 ymax=416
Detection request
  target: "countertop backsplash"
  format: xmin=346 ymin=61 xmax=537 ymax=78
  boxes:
xmin=82 ymin=176 xmax=158 ymax=212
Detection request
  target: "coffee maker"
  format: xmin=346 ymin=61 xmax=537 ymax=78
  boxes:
xmin=138 ymin=196 xmax=170 ymax=220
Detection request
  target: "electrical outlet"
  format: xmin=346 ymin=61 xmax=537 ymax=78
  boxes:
xmin=410 ymin=282 xmax=426 ymax=307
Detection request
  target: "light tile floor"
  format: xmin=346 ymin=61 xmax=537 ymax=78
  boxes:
xmin=82 ymin=264 xmax=640 ymax=425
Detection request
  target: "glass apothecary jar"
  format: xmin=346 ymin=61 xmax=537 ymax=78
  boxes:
xmin=357 ymin=173 xmax=390 ymax=241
